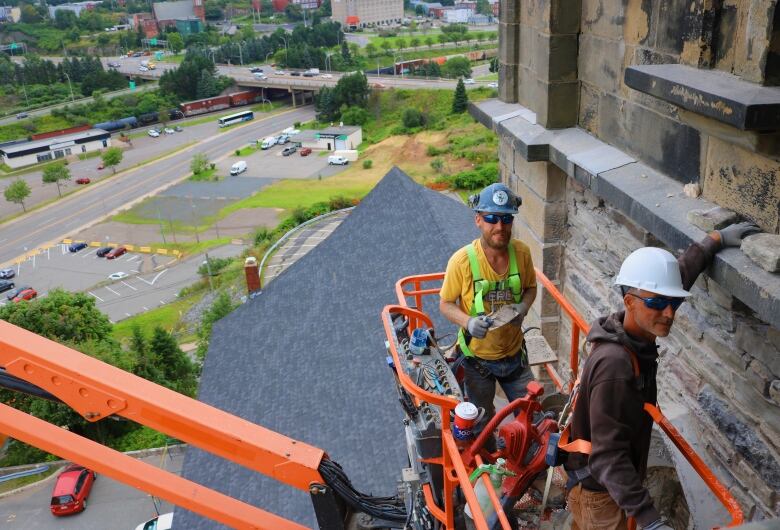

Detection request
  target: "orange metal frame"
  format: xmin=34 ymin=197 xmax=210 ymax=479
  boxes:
xmin=393 ymin=270 xmax=744 ymax=529
xmin=0 ymin=321 xmax=325 ymax=530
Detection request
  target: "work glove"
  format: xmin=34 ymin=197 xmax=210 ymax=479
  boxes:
xmin=717 ymin=221 xmax=761 ymax=247
xmin=643 ymin=519 xmax=673 ymax=530
xmin=510 ymin=301 xmax=531 ymax=328
xmin=466 ymin=315 xmax=491 ymax=339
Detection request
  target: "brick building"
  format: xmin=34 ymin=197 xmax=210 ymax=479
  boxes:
xmin=331 ymin=0 xmax=403 ymax=28
xmin=471 ymin=1 xmax=780 ymax=525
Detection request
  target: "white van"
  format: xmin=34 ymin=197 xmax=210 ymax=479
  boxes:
xmin=135 ymin=512 xmax=173 ymax=530
xmin=260 ymin=136 xmax=277 ymax=150
xmin=328 ymin=155 xmax=349 ymax=166
xmin=230 ymin=161 xmax=247 ymax=175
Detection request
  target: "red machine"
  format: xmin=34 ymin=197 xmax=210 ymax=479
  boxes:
xmin=0 ymin=270 xmax=744 ymax=530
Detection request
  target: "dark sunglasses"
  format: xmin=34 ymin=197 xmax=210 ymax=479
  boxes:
xmin=628 ymin=293 xmax=685 ymax=311
xmin=481 ymin=213 xmax=514 ymax=225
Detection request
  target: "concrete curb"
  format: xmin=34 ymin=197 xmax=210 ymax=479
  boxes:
xmin=0 ymin=444 xmax=186 ymax=500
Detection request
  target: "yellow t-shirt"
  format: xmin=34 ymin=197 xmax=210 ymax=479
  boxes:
xmin=440 ymin=238 xmax=536 ymax=360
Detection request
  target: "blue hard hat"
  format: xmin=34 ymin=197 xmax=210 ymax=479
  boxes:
xmin=468 ymin=183 xmax=521 ymax=214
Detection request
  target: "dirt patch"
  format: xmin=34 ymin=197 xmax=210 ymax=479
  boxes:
xmin=74 ymin=208 xmax=282 ymax=246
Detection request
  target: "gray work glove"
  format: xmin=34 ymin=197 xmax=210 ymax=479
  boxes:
xmin=718 ymin=221 xmax=761 ymax=247
xmin=466 ymin=315 xmax=491 ymax=339
xmin=510 ymin=301 xmax=531 ymax=328
xmin=643 ymin=519 xmax=673 ymax=530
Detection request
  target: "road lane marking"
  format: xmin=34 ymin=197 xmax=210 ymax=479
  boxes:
xmin=137 ymin=269 xmax=168 ymax=286
xmin=122 ymin=280 xmax=137 ymax=291
xmin=88 ymin=291 xmax=104 ymax=302
xmin=105 ymin=286 xmax=120 ymax=296
xmin=83 ymin=248 xmax=98 ymax=258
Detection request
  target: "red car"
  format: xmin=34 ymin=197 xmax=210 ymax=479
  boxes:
xmin=106 ymin=246 xmax=127 ymax=259
xmin=76 ymin=177 xmax=91 ymax=184
xmin=299 ymin=147 xmax=312 ymax=156
xmin=13 ymin=288 xmax=37 ymax=302
xmin=50 ymin=464 xmax=96 ymax=516
xmin=97 ymin=162 xmax=105 ymax=170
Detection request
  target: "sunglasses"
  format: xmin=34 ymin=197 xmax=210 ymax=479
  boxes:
xmin=628 ymin=293 xmax=685 ymax=311
xmin=481 ymin=213 xmax=514 ymax=225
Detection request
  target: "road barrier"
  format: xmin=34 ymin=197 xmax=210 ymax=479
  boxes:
xmin=0 ymin=465 xmax=49 ymax=483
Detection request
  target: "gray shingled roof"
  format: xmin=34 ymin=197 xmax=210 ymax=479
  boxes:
xmin=153 ymin=0 xmax=195 ymax=21
xmin=175 ymin=167 xmax=478 ymax=528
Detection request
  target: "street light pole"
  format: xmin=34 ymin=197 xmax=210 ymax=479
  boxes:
xmin=62 ymin=71 xmax=75 ymax=102
xmin=237 ymin=41 xmax=243 ymax=66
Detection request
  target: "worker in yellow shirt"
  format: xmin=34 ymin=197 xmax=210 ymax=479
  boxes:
xmin=440 ymin=183 xmax=537 ymax=445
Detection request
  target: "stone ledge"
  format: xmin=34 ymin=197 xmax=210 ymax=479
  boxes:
xmin=469 ymin=99 xmax=780 ymax=329
xmin=624 ymin=64 xmax=780 ymax=131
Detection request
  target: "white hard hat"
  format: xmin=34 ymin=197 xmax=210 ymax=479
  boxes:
xmin=614 ymin=247 xmax=692 ymax=298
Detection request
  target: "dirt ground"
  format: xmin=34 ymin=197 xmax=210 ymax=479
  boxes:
xmin=74 ymin=207 xmax=282 ymax=245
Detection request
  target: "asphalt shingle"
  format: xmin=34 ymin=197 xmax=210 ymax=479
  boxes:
xmin=175 ymin=167 xmax=479 ymax=528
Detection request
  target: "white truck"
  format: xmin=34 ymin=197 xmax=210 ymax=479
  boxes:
xmin=306 ymin=68 xmax=320 ymax=75
xmin=260 ymin=136 xmax=277 ymax=150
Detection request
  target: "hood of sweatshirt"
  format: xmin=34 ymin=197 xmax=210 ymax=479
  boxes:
xmin=586 ymin=311 xmax=659 ymax=363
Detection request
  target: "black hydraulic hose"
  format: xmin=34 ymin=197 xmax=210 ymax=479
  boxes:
xmin=318 ymin=458 xmax=408 ymax=523
xmin=0 ymin=368 xmax=59 ymax=402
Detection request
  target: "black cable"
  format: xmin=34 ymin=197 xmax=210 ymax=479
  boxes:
xmin=318 ymin=458 xmax=408 ymax=522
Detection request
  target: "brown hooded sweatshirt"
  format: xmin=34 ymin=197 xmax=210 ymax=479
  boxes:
xmin=564 ymin=235 xmax=721 ymax=527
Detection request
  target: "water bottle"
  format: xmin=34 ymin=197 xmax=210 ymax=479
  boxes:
xmin=464 ymin=458 xmax=515 ymax=523
xmin=409 ymin=327 xmax=428 ymax=356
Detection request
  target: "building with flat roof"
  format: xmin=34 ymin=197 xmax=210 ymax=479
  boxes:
xmin=0 ymin=129 xmax=110 ymax=169
xmin=295 ymin=126 xmax=362 ymax=151
xmin=47 ymin=1 xmax=102 ymax=18
xmin=331 ymin=0 xmax=403 ymax=29
xmin=152 ymin=0 xmax=204 ymax=34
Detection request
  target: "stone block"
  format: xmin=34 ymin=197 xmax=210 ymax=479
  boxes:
xmin=741 ymin=234 xmax=780 ymax=273
xmin=578 ymin=82 xmax=600 ymax=135
xmin=516 ymin=65 xmax=535 ymax=109
xmin=578 ymin=33 xmax=624 ymax=94
xmin=549 ymin=0 xmax=581 ymax=35
xmin=536 ymin=80 xmax=580 ymax=129
xmin=735 ymin=321 xmax=780 ymax=376
xmin=580 ymin=0 xmax=626 ymax=40
xmin=513 ymin=220 xmax=564 ymax=281
xmin=702 ymin=138 xmax=780 ymax=233
xmin=513 ymin=156 xmax=567 ymax=201
xmin=519 ymin=0 xmax=546 ymax=29
xmin=500 ymin=0 xmax=520 ymax=23
xmin=499 ymin=22 xmax=520 ymax=65
xmin=656 ymin=0 xmax=707 ymax=59
xmin=516 ymin=179 xmax=567 ymax=242
xmin=498 ymin=63 xmax=519 ymax=103
xmin=622 ymin=0 xmax=655 ymax=46
xmin=535 ymin=33 xmax=578 ymax=83
xmin=599 ymin=92 xmax=701 ymax=183
xmin=686 ymin=206 xmax=739 ymax=232
xmin=518 ymin=23 xmax=535 ymax=69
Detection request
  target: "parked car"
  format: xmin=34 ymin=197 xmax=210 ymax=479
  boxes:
xmin=463 ymin=78 xmax=476 ymax=84
xmin=108 ymin=61 xmax=121 ymax=68
xmin=174 ymin=125 xmax=183 ymax=132
xmin=164 ymin=127 xmax=175 ymax=135
xmin=68 ymin=242 xmax=88 ymax=252
xmin=76 ymin=177 xmax=91 ymax=185
xmin=96 ymin=246 xmax=113 ymax=257
xmin=230 ymin=161 xmax=247 ymax=175
xmin=0 ymin=280 xmax=15 ymax=293
xmin=139 ymin=66 xmax=149 ymax=72
xmin=0 ymin=267 xmax=15 ymax=279
xmin=108 ymin=271 xmax=128 ymax=281
xmin=274 ymin=70 xmax=286 ymax=75
xmin=282 ymin=145 xmax=297 ymax=156
xmin=106 ymin=246 xmax=127 ymax=259
xmin=249 ymin=67 xmax=263 ymax=73
xmin=276 ymin=134 xmax=290 ymax=144
xmin=328 ymin=155 xmax=349 ymax=165
xmin=13 ymin=288 xmax=37 ymax=302
xmin=147 ymin=129 xmax=160 ymax=138
xmin=372 ymin=82 xmax=386 ymax=89
xmin=50 ymin=464 xmax=96 ymax=516
xmin=16 ymin=112 xmax=29 ymax=120
xmin=134 ymin=512 xmax=174 ymax=530
xmin=321 ymin=73 xmax=333 ymax=79
xmin=487 ymin=81 xmax=498 ymax=88
xmin=290 ymin=71 xmax=301 ymax=76
xmin=253 ymin=72 xmax=267 ymax=79
xmin=300 ymin=147 xmax=312 ymax=156
xmin=302 ymin=72 xmax=315 ymax=77
xmin=6 ymin=285 xmax=31 ymax=301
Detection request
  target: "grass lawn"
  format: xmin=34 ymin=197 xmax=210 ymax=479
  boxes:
xmin=234 ymin=143 xmax=258 ymax=157
xmin=112 ymin=294 xmax=202 ymax=343
xmin=189 ymin=167 xmax=218 ymax=182
xmin=476 ymin=72 xmax=498 ymax=81
xmin=0 ymin=465 xmax=60 ymax=495
xmin=368 ymin=43 xmax=497 ymax=69
xmin=161 ymin=54 xmax=185 ymax=64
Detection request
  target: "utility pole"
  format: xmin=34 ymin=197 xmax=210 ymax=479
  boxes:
xmin=191 ymin=199 xmax=213 ymax=291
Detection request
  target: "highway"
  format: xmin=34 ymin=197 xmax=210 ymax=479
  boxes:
xmin=0 ymin=106 xmax=315 ymax=266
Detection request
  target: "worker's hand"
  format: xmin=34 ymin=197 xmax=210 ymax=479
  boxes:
xmin=642 ymin=519 xmax=673 ymax=530
xmin=718 ymin=221 xmax=761 ymax=247
xmin=467 ymin=316 xmax=491 ymax=339
xmin=510 ymin=302 xmax=530 ymax=328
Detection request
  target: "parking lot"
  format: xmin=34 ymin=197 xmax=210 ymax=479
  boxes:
xmin=0 ymin=242 xmax=245 ymax=322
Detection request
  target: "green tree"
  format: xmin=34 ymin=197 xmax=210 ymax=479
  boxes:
xmin=452 ymin=78 xmax=469 ymax=113
xmin=158 ymin=106 xmax=170 ymax=126
xmin=42 ymin=162 xmax=71 ymax=197
xmin=340 ymin=106 xmax=369 ymax=126
xmin=426 ymin=36 xmax=435 ymax=48
xmin=204 ymin=0 xmax=223 ymax=20
xmin=410 ymin=37 xmax=420 ymax=49
xmin=54 ymin=9 xmax=78 ymax=29
xmin=333 ymin=71 xmax=369 ymax=109
xmin=380 ymin=40 xmax=392 ymax=55
xmin=476 ymin=0 xmax=492 ymax=15
xmin=489 ymin=57 xmax=498 ymax=73
xmin=101 ymin=146 xmax=123 ymax=174
xmin=20 ymin=4 xmax=42 ymax=23
xmin=149 ymin=327 xmax=197 ymax=396
xmin=168 ymin=32 xmax=184 ymax=54
xmin=4 ymin=179 xmax=30 ymax=212
xmin=130 ymin=326 xmax=165 ymax=386
xmin=191 ymin=152 xmax=209 ymax=174
xmin=340 ymin=39 xmax=351 ymax=63
xmin=196 ymin=69 xmax=217 ymax=99
xmin=396 ymin=37 xmax=407 ymax=50
xmin=443 ymin=56 xmax=472 ymax=78
xmin=315 ymin=86 xmax=338 ymax=121
xmin=415 ymin=4 xmax=425 ymax=15
xmin=365 ymin=42 xmax=377 ymax=58
xmin=402 ymin=108 xmax=426 ymax=128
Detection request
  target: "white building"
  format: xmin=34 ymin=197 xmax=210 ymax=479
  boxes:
xmin=331 ymin=0 xmax=403 ymax=29
xmin=295 ymin=126 xmax=362 ymax=151
xmin=0 ymin=129 xmax=111 ymax=169
xmin=442 ymin=7 xmax=472 ymax=23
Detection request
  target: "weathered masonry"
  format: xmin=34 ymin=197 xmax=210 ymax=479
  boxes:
xmin=471 ymin=0 xmax=780 ymax=524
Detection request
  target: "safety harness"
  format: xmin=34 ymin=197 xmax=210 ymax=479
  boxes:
xmin=456 ymin=243 xmax=523 ymax=358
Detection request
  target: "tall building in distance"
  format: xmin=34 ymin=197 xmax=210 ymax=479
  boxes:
xmin=331 ymin=0 xmax=403 ymax=29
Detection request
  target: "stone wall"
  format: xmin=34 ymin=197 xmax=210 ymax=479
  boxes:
xmin=490 ymin=0 xmax=780 ymax=522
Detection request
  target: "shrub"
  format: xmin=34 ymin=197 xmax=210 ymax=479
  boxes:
xmin=235 ymin=149 xmax=240 ymax=156
xmin=446 ymin=162 xmax=498 ymax=190
xmin=197 ymin=256 xmax=233 ymax=277
xmin=341 ymin=106 xmax=369 ymax=126
xmin=253 ymin=227 xmax=272 ymax=245
xmin=430 ymin=158 xmax=444 ymax=173
xmin=362 ymin=159 xmax=373 ymax=169
xmin=402 ymin=108 xmax=426 ymax=129
xmin=426 ymin=145 xmax=446 ymax=157
xmin=329 ymin=196 xmax=353 ymax=210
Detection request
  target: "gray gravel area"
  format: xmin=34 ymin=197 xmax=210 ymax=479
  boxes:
xmin=160 ymin=177 xmax=276 ymax=200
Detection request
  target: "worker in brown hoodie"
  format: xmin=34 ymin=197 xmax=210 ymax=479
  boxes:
xmin=564 ymin=221 xmax=760 ymax=530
